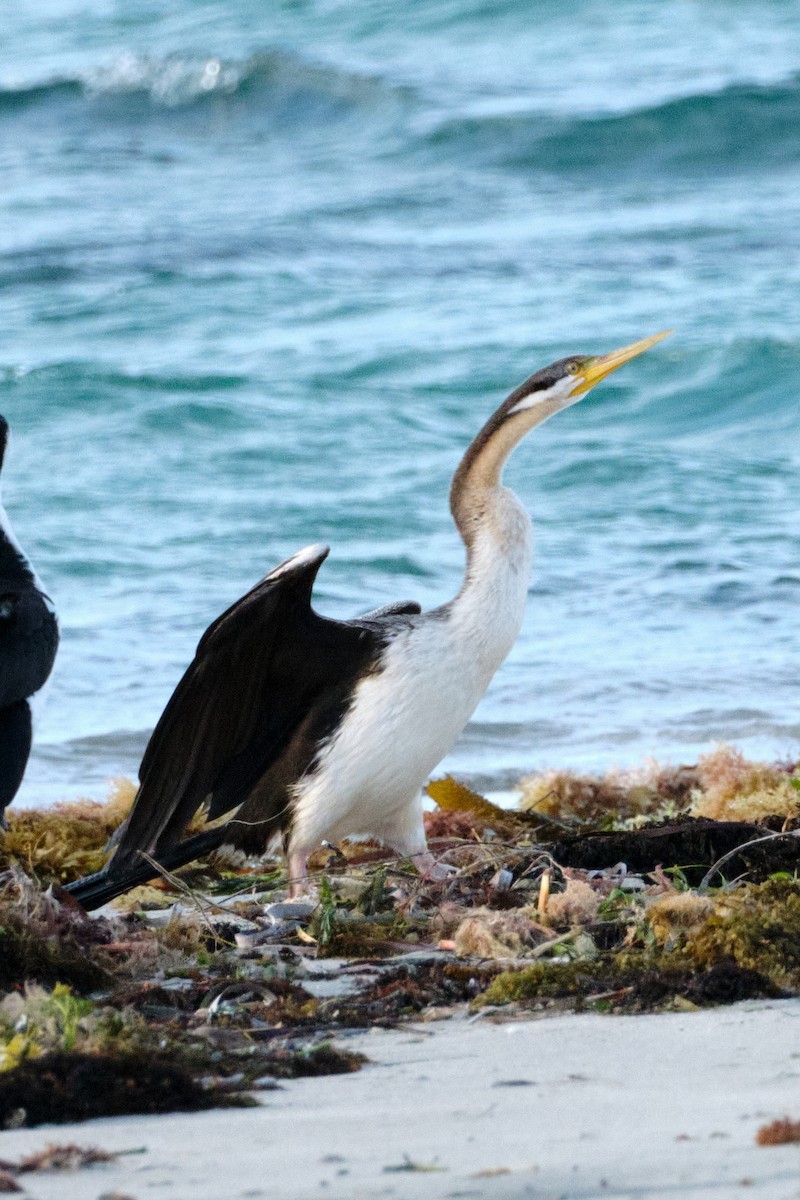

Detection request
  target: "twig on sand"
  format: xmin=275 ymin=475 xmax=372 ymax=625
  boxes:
xmin=138 ymin=852 xmax=244 ymax=940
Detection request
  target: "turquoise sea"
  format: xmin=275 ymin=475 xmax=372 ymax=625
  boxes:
xmin=2 ymin=0 xmax=800 ymax=805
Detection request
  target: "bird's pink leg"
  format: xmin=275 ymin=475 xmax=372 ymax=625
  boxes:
xmin=287 ymin=849 xmax=309 ymax=898
xmin=379 ymin=801 xmax=457 ymax=883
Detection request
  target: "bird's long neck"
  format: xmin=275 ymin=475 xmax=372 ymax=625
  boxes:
xmin=450 ymin=393 xmax=558 ymax=556
xmin=446 ymin=399 xmax=554 ymax=664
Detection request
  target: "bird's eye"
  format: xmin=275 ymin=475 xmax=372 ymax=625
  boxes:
xmin=566 ymin=361 xmax=580 ymax=375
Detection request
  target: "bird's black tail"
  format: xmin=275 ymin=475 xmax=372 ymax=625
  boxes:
xmin=64 ymin=826 xmax=228 ymax=911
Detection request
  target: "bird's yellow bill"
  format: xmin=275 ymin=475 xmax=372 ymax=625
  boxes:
xmin=570 ymin=330 xmax=672 ymax=396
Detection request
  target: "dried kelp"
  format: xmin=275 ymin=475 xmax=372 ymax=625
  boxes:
xmin=425 ymin=776 xmax=522 ymax=835
xmin=693 ymin=745 xmax=800 ymax=823
xmin=547 ymin=818 xmax=800 ymax=884
xmin=0 ymin=782 xmax=137 ymax=884
xmin=519 ymin=746 xmax=800 ymax=828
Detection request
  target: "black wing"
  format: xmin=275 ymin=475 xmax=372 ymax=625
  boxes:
xmin=0 ymin=589 xmax=59 ymax=710
xmin=106 ymin=545 xmax=392 ymax=879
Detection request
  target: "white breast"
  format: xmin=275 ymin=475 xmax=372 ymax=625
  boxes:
xmin=290 ymin=488 xmax=532 ymax=857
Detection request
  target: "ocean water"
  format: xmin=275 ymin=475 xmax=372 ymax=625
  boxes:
xmin=2 ymin=0 xmax=800 ymax=806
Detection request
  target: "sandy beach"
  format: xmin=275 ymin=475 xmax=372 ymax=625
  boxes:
xmin=2 ymin=998 xmax=799 ymax=1200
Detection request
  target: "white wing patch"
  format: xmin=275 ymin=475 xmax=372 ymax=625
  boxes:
xmin=268 ymin=542 xmax=329 ymax=580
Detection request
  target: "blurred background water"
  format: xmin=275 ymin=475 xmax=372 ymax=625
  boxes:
xmin=2 ymin=0 xmax=799 ymax=805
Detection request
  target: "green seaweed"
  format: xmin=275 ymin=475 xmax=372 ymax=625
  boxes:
xmin=474 ymin=951 xmax=780 ymax=1012
xmin=316 ymin=913 xmax=408 ymax=959
xmin=314 ymin=875 xmax=338 ymax=947
xmin=356 ymin=866 xmax=395 ymax=915
xmin=685 ymin=878 xmax=800 ymax=987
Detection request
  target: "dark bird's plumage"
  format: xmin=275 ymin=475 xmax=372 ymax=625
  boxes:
xmin=0 ymin=416 xmax=59 ymax=823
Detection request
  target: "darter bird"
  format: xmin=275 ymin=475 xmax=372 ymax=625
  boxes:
xmin=67 ymin=332 xmax=669 ymax=909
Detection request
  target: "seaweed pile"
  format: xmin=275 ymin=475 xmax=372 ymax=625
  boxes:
xmin=1 ymin=746 xmax=798 ymax=1127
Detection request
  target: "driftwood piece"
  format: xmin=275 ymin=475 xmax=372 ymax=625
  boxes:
xmin=547 ymin=817 xmax=800 ymax=884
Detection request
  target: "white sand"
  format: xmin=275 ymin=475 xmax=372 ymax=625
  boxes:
xmin=3 ymin=999 xmax=800 ymax=1200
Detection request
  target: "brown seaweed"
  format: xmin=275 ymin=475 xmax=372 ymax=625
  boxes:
xmin=756 ymin=1118 xmax=800 ymax=1146
xmin=0 ymin=1051 xmax=237 ymax=1128
xmin=548 ymin=816 xmax=800 ymax=884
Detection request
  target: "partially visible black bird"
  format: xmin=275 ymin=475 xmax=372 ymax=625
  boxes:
xmin=66 ymin=332 xmax=669 ymax=911
xmin=0 ymin=416 xmax=59 ymax=825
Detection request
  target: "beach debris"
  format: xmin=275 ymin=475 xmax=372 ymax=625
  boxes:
xmin=693 ymin=745 xmax=800 ymax=823
xmin=383 ymin=1156 xmax=445 ymax=1173
xmin=0 ymin=1051 xmax=241 ymax=1128
xmin=232 ymin=900 xmax=318 ymax=948
xmin=0 ymin=984 xmax=95 ymax=1070
xmin=2 ymin=751 xmax=800 ymax=1124
xmin=0 ymin=870 xmax=113 ymax=993
xmin=426 ymin=775 xmax=513 ymax=827
xmin=474 ymin=956 xmax=780 ymax=1013
xmin=537 ymin=870 xmax=550 ymax=919
xmin=257 ymin=1044 xmax=366 ymax=1078
xmin=547 ymin=819 xmax=800 ymax=884
xmin=263 ymin=900 xmax=317 ymax=923
xmin=489 ymin=867 xmax=513 ymax=893
xmin=681 ymin=878 xmax=800 ymax=989
xmin=470 ymin=1165 xmax=539 ymax=1180
xmin=453 ymin=908 xmax=546 ymax=960
xmin=0 ymin=1144 xmax=144 ymax=1194
xmin=9 ymin=1144 xmax=118 ymax=1171
xmin=698 ymin=828 xmax=800 ymax=892
xmin=518 ymin=748 xmax=800 ymax=829
xmin=756 ymin=1117 xmax=800 ymax=1146
xmin=542 ymin=878 xmax=601 ymax=929
xmin=0 ymin=781 xmax=137 ymax=884
xmin=646 ymin=892 xmax=714 ymax=946
xmin=518 ymin=762 xmax=698 ymax=826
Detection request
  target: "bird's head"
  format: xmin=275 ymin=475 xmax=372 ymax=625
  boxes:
xmin=504 ymin=330 xmax=672 ymax=423
xmin=450 ymin=329 xmax=673 ymax=537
